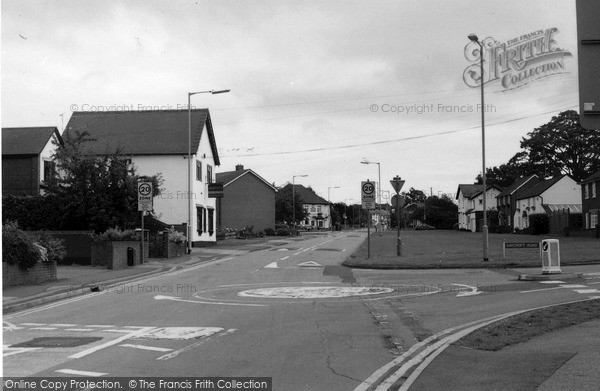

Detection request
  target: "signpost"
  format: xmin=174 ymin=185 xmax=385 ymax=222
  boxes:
xmin=362 ymin=180 xmax=376 ymax=258
xmin=390 ymin=176 xmax=406 ymax=256
xmin=138 ymin=181 xmax=153 ymax=265
xmin=502 ymin=241 xmax=540 ymax=260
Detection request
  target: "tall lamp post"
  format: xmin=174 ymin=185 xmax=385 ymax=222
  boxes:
xmin=187 ymin=89 xmax=230 ymax=254
xmin=328 ymin=186 xmax=339 ymax=230
xmin=361 ymin=160 xmax=382 ymax=235
xmin=468 ymin=33 xmax=489 ymax=262
xmin=292 ymin=175 xmax=308 ymax=231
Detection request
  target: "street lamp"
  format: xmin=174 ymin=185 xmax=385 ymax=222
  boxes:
xmin=361 ymin=160 xmax=382 ymax=235
xmin=187 ymin=89 xmax=230 ymax=254
xmin=292 ymin=175 xmax=308 ymax=231
xmin=328 ymin=186 xmax=339 ymax=230
xmin=468 ymin=33 xmax=489 ymax=261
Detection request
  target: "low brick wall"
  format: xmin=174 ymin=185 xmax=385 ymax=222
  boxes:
xmin=2 ymin=261 xmax=57 ymax=287
xmin=167 ymin=242 xmax=186 ymax=258
xmin=91 ymin=241 xmax=149 ymax=269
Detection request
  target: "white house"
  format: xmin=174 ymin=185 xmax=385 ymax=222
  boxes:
xmin=456 ymin=184 xmax=503 ymax=232
xmin=2 ymin=127 xmax=63 ymax=196
xmin=284 ymin=184 xmax=332 ymax=229
xmin=513 ymin=175 xmax=581 ymax=230
xmin=65 ymin=109 xmax=220 ymax=246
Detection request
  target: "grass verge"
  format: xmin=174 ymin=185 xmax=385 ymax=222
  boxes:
xmin=455 ymin=299 xmax=600 ymax=351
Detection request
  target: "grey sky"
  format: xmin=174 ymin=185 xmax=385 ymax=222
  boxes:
xmin=1 ymin=0 xmax=579 ymax=202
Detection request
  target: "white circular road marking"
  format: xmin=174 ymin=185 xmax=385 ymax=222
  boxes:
xmin=237 ymin=286 xmax=394 ymax=299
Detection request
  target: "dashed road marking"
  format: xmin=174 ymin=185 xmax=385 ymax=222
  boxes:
xmin=56 ymin=369 xmax=107 ymax=376
xmin=574 ymin=289 xmax=600 ymax=294
xmin=540 ymin=280 xmax=565 ymax=284
xmin=65 ymin=328 xmax=95 ymax=332
xmin=119 ymin=344 xmax=173 ymax=352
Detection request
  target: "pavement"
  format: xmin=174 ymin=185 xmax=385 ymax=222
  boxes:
xmin=3 ymin=231 xmax=600 ymax=389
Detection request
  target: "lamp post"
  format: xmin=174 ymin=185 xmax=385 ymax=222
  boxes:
xmin=468 ymin=33 xmax=489 ymax=262
xmin=292 ymin=175 xmax=308 ymax=231
xmin=328 ymin=186 xmax=339 ymax=230
xmin=187 ymin=89 xmax=230 ymax=254
xmin=361 ymin=160 xmax=382 ymax=235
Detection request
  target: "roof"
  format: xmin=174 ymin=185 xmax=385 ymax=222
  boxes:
xmin=496 ymin=175 xmax=539 ymax=197
xmin=515 ymin=175 xmax=566 ymax=200
xmin=542 ymin=204 xmax=582 ymax=214
xmin=64 ymin=110 xmax=220 ymax=165
xmin=2 ymin=127 xmax=63 ymax=155
xmin=456 ymin=184 xmax=482 ymax=200
xmin=216 ymin=168 xmax=277 ymax=192
xmin=469 ymin=184 xmax=504 ymax=199
xmin=579 ymin=170 xmax=600 ymax=185
xmin=285 ymin=184 xmax=328 ymax=205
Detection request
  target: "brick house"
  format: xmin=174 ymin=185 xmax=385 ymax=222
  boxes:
xmin=2 ymin=127 xmax=63 ymax=196
xmin=65 ymin=109 xmax=220 ymax=246
xmin=215 ymin=165 xmax=276 ymax=232
xmin=496 ymin=175 xmax=539 ymax=230
xmin=580 ymin=170 xmax=600 ymax=231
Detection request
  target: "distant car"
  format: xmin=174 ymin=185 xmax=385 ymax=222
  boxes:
xmin=415 ymin=224 xmax=435 ymax=230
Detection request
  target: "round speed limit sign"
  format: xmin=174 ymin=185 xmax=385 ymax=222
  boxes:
xmin=362 ymin=182 xmax=375 ymax=195
xmin=138 ymin=182 xmax=152 ymax=196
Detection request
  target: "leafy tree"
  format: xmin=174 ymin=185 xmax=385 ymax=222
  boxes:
xmin=402 ymin=188 xmax=427 ymax=205
xmin=275 ymin=186 xmax=307 ymax=224
xmin=408 ymin=195 xmax=458 ymax=229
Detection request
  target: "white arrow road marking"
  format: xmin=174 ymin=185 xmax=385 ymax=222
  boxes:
xmin=154 ymin=295 xmax=267 ymax=307
xmin=297 ymin=261 xmax=322 ymax=268
xmin=156 ymin=329 xmax=236 ymax=360
xmin=69 ymin=327 xmax=155 ymax=359
xmin=3 ymin=345 xmax=42 ymax=357
xmin=119 ymin=344 xmax=173 ymax=352
xmin=452 ymin=284 xmax=482 ymax=297
xmin=264 ymin=262 xmax=278 ymax=268
xmin=3 ymin=321 xmax=23 ymax=331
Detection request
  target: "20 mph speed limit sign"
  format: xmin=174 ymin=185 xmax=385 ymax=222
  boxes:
xmin=138 ymin=181 xmax=153 ymax=212
xmin=361 ymin=181 xmax=376 ymax=210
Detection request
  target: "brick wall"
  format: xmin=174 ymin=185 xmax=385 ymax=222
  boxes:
xmin=91 ymin=241 xmax=149 ymax=269
xmin=2 ymin=261 xmax=57 ymax=287
xmin=220 ymin=174 xmax=275 ymax=232
xmin=2 ymin=155 xmax=39 ymax=196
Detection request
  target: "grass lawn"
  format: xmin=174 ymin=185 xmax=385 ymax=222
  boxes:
xmin=343 ymin=229 xmax=600 ymax=269
xmin=456 ymin=299 xmax=600 ymax=351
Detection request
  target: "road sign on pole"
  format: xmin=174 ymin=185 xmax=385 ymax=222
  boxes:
xmin=361 ymin=180 xmax=376 ymax=210
xmin=138 ymin=181 xmax=153 ymax=212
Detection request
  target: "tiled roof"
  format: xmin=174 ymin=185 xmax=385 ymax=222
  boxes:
xmin=64 ymin=110 xmax=220 ymax=165
xmin=2 ymin=127 xmax=62 ymax=155
xmin=515 ymin=175 xmax=566 ymax=200
xmin=216 ymin=168 xmax=277 ymax=191
xmin=580 ymin=170 xmax=600 ymax=184
xmin=469 ymin=184 xmax=503 ymax=199
xmin=283 ymin=184 xmax=328 ymax=204
xmin=496 ymin=175 xmax=539 ymax=197
xmin=456 ymin=184 xmax=482 ymax=200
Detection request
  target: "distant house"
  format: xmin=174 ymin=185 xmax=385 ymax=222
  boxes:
xmin=2 ymin=127 xmax=63 ymax=196
xmin=496 ymin=175 xmax=539 ymax=230
xmin=580 ymin=170 xmax=600 ymax=232
xmin=456 ymin=184 xmax=503 ymax=232
xmin=283 ymin=184 xmax=331 ymax=229
xmin=513 ymin=175 xmax=581 ymax=231
xmin=65 ymin=109 xmax=220 ymax=246
xmin=215 ymin=165 xmax=277 ymax=232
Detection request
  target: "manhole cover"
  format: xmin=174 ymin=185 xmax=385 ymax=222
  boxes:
xmin=12 ymin=337 xmax=102 ymax=348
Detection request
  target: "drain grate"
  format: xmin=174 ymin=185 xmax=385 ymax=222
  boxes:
xmin=11 ymin=336 xmax=102 ymax=348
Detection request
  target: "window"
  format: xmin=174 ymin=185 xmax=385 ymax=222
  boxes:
xmin=196 ymin=161 xmax=202 ymax=181
xmin=591 ymin=210 xmax=598 ymax=229
xmin=196 ymin=207 xmax=203 ymax=234
xmin=591 ymin=183 xmax=597 ymax=198
xmin=317 ymin=206 xmax=322 ymax=212
xmin=310 ymin=206 xmax=316 ymax=212
xmin=206 ymin=165 xmax=213 ymax=184
xmin=43 ymin=160 xmax=55 ymax=182
xmin=208 ymin=209 xmax=214 ymax=235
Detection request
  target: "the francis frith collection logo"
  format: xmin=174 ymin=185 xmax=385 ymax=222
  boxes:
xmin=463 ymin=28 xmax=572 ymax=91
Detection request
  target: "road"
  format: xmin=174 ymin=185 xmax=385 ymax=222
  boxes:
xmin=4 ymin=231 xmax=600 ymax=390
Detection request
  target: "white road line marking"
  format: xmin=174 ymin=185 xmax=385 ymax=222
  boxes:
xmin=540 ymin=280 xmax=566 ymax=284
xmin=49 ymin=323 xmax=78 ymax=327
xmin=3 ymin=346 xmax=43 ymax=357
xmin=105 ymin=329 xmax=134 ymax=333
xmin=65 ymin=328 xmax=95 ymax=332
xmin=119 ymin=344 xmax=173 ymax=352
xmin=560 ymin=284 xmax=589 ymax=289
xmin=156 ymin=329 xmax=236 ymax=360
xmin=588 ymin=281 xmax=600 ymax=285
xmin=87 ymin=325 xmax=115 ymax=328
xmin=69 ymin=327 xmax=155 ymax=359
xmin=574 ymin=289 xmax=600 ymax=294
xmin=56 ymin=369 xmax=107 ymax=377
xmin=521 ymin=286 xmax=564 ymax=293
xmin=154 ymin=295 xmax=267 ymax=307
xmin=280 ymin=256 xmax=290 ymax=261
xmin=20 ymin=323 xmax=46 ymax=326
xmin=264 ymin=262 xmax=278 ymax=269
xmin=30 ymin=327 xmax=58 ymax=331
xmin=453 ymin=284 xmax=482 ymax=297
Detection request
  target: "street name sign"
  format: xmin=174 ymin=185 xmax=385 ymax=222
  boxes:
xmin=138 ymin=181 xmax=153 ymax=212
xmin=361 ymin=181 xmax=376 ymax=210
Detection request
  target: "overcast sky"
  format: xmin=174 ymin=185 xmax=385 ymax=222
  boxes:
xmin=1 ymin=0 xmax=580 ymax=203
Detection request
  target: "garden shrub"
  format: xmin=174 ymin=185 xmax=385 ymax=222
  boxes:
xmin=29 ymin=232 xmax=66 ymax=264
xmin=94 ymin=227 xmax=139 ymax=241
xmin=529 ymin=214 xmax=550 ymax=235
xmin=264 ymin=228 xmax=275 ymax=236
xmin=2 ymin=221 xmax=41 ymax=269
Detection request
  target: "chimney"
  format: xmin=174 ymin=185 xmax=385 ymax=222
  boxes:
xmin=235 ymin=164 xmax=244 ymax=171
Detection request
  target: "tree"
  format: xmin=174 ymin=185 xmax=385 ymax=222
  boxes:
xmin=44 ymin=131 xmax=162 ymax=232
xmin=275 ymin=186 xmax=307 ymax=224
xmin=402 ymin=188 xmax=427 ymax=205
xmin=407 ymin=195 xmax=458 ymax=229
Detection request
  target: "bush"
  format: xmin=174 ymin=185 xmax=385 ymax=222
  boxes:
xmin=529 ymin=214 xmax=550 ymax=235
xmin=264 ymin=228 xmax=276 ymax=236
xmin=94 ymin=227 xmax=139 ymax=241
xmin=276 ymin=228 xmax=291 ymax=236
xmin=166 ymin=228 xmax=186 ymax=244
xmin=2 ymin=221 xmax=41 ymax=269
xmin=30 ymin=232 xmax=66 ymax=263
